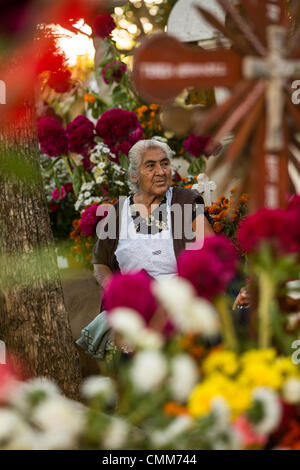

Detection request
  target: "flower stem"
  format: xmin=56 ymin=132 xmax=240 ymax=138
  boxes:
xmin=257 ymin=270 xmax=275 ymax=349
xmin=63 ymin=155 xmax=73 ymax=179
xmin=215 ymin=296 xmax=239 ymax=352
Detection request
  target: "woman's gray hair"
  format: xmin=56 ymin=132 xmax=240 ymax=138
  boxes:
xmin=128 ymin=139 xmax=175 ymax=192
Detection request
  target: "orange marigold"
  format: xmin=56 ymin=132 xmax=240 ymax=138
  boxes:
xmin=163 ymin=402 xmax=189 ymax=416
xmin=213 ymin=221 xmax=224 ymax=233
xmin=84 ymin=93 xmax=96 ymax=104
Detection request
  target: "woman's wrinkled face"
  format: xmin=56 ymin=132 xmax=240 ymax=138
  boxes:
xmin=132 ymin=148 xmax=172 ymax=197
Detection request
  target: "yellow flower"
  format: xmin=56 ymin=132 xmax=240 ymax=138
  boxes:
xmin=202 ymin=350 xmax=239 ymax=377
xmin=240 ymin=348 xmax=277 ymax=365
xmin=274 ymin=357 xmax=300 ymax=383
xmin=238 ymin=362 xmax=282 ymax=390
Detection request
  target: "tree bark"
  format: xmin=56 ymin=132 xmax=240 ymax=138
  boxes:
xmin=0 ymin=104 xmax=82 ymax=399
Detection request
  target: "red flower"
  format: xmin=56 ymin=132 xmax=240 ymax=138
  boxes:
xmin=49 ymin=202 xmax=59 ymax=213
xmin=237 ymin=208 xmax=300 ymax=255
xmin=177 ymin=235 xmax=238 ymax=300
xmin=102 ymin=60 xmax=127 ymax=85
xmin=80 ymin=204 xmax=101 ymax=236
xmin=66 ymin=115 xmax=95 ymax=156
xmin=104 ymin=271 xmax=158 ymax=324
xmin=184 ymin=134 xmax=212 ymax=158
xmin=93 ymin=14 xmax=116 ymax=38
xmin=47 ymin=69 xmax=73 ymax=93
xmin=96 ymin=108 xmax=143 ymax=159
xmin=37 ymin=117 xmax=68 ymax=157
xmin=64 ymin=182 xmax=73 ymax=193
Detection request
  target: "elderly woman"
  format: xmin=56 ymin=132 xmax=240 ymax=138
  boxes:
xmin=76 ymin=139 xmax=248 ymax=359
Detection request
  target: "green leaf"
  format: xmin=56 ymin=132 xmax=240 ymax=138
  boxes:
xmin=72 ymin=165 xmax=82 ymax=196
xmin=118 ymin=153 xmax=129 ymax=170
xmin=44 ymin=156 xmax=61 ymax=172
xmin=188 ymin=156 xmax=206 ymax=176
xmin=53 ymin=169 xmax=61 ymax=193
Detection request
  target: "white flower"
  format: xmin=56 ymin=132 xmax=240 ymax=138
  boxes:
xmin=210 ymin=397 xmax=231 ymax=433
xmin=32 ymin=396 xmax=85 ymax=448
xmin=151 ymin=415 xmax=193 ymax=447
xmin=130 ymin=350 xmax=167 ymax=393
xmin=189 ymin=299 xmax=220 ymax=337
xmin=251 ymin=387 xmax=282 ymax=435
xmin=153 ymin=277 xmax=196 ymax=325
xmin=168 ymin=354 xmax=199 ymax=403
xmin=153 ymin=277 xmax=219 ymax=337
xmin=102 ymin=417 xmax=129 ymax=450
xmin=96 ymin=176 xmax=104 ymax=184
xmin=90 ymin=154 xmax=98 ymax=164
xmin=0 ymin=409 xmax=25 ymax=444
xmin=84 ymin=191 xmax=91 ymax=198
xmin=8 ymin=377 xmax=60 ymax=413
xmin=115 ymin=180 xmax=124 ymax=186
xmin=98 ymin=162 xmax=106 ymax=169
xmin=283 ymin=377 xmax=300 ymax=404
xmin=109 ymin=308 xmax=145 ymax=344
xmin=135 ymin=329 xmax=164 ymax=350
xmin=80 ymin=376 xmax=116 ymax=403
xmin=85 ymin=198 xmax=92 ymax=206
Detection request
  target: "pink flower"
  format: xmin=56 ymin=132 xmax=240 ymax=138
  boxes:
xmin=51 ymin=186 xmax=67 ymax=201
xmin=102 ymin=60 xmax=127 ymax=85
xmin=104 ymin=271 xmax=158 ymax=324
xmin=93 ymin=14 xmax=116 ymax=38
xmin=37 ymin=117 xmax=68 ymax=157
xmin=184 ymin=134 xmax=212 ymax=158
xmin=96 ymin=108 xmax=143 ymax=159
xmin=177 ymin=235 xmax=238 ymax=300
xmin=66 ymin=115 xmax=95 ymax=156
xmin=236 ymin=208 xmax=300 ymax=255
xmin=234 ymin=415 xmax=267 ymax=448
xmin=79 ymin=204 xmax=101 ymax=236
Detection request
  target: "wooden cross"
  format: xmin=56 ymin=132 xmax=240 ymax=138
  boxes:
xmin=132 ymin=0 xmax=300 ymax=210
xmin=192 ymin=173 xmax=217 ymax=206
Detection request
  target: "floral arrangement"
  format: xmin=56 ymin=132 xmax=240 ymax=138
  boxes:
xmin=206 ymin=186 xmax=249 ymax=238
xmin=1 ymin=219 xmax=300 ymax=449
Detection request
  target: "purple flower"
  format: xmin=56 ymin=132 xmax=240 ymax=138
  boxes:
xmin=66 ymin=115 xmax=95 ymax=156
xmin=37 ymin=117 xmax=68 ymax=157
xmin=184 ymin=134 xmax=219 ymax=158
xmin=102 ymin=60 xmax=127 ymax=85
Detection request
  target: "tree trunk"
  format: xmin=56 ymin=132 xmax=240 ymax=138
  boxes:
xmin=0 ymin=104 xmax=82 ymax=399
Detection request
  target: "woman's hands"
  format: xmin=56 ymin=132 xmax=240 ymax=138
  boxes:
xmin=233 ymin=286 xmax=250 ymax=310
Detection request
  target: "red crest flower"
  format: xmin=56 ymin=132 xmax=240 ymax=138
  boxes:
xmin=37 ymin=117 xmax=68 ymax=157
xmin=184 ymin=134 xmax=213 ymax=158
xmin=177 ymin=235 xmax=238 ymax=300
xmin=102 ymin=60 xmax=127 ymax=85
xmin=93 ymin=14 xmax=116 ymax=39
xmin=66 ymin=115 xmax=95 ymax=156
xmin=236 ymin=208 xmax=300 ymax=255
xmin=79 ymin=204 xmax=102 ymax=236
xmin=96 ymin=108 xmax=143 ymax=159
xmin=104 ymin=271 xmax=159 ymax=324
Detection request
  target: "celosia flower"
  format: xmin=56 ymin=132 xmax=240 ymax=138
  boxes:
xmin=51 ymin=186 xmax=66 ymax=201
xmin=66 ymin=115 xmax=95 ymax=156
xmin=64 ymin=182 xmax=73 ymax=193
xmin=93 ymin=14 xmax=116 ymax=38
xmin=177 ymin=235 xmax=238 ymax=300
xmin=79 ymin=204 xmax=101 ymax=236
xmin=47 ymin=69 xmax=73 ymax=93
xmin=102 ymin=60 xmax=127 ymax=85
xmin=184 ymin=134 xmax=213 ymax=158
xmin=37 ymin=117 xmax=68 ymax=157
xmin=104 ymin=271 xmax=158 ymax=324
xmin=96 ymin=108 xmax=143 ymax=159
xmin=236 ymin=208 xmax=300 ymax=255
